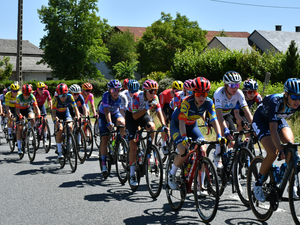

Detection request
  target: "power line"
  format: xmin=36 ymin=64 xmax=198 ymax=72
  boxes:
xmin=210 ymin=0 xmax=300 ymax=9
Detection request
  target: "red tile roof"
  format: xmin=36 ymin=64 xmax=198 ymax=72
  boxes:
xmin=114 ymin=26 xmax=146 ymax=40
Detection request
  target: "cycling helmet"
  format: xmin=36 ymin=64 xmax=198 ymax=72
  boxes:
xmin=10 ymin=83 xmax=20 ymax=91
xmin=22 ymin=84 xmax=32 ymax=96
xmin=223 ymin=71 xmax=242 ymax=84
xmin=172 ymin=80 xmax=183 ymax=90
xmin=191 ymin=77 xmax=211 ymax=92
xmin=37 ymin=82 xmax=46 ymax=88
xmin=82 ymin=83 xmax=93 ymax=90
xmin=3 ymin=88 xmax=8 ymax=95
xmin=128 ymin=79 xmax=140 ymax=93
xmin=56 ymin=83 xmax=68 ymax=95
xmin=69 ymin=84 xmax=82 ymax=93
xmin=123 ymin=78 xmax=129 ymax=88
xmin=142 ymin=80 xmax=158 ymax=90
xmin=284 ymin=78 xmax=300 ymax=94
xmin=183 ymin=79 xmax=193 ymax=91
xmin=107 ymin=79 xmax=122 ymax=89
xmin=243 ymin=79 xmax=258 ymax=90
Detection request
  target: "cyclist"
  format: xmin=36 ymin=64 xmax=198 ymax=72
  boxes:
xmin=252 ymin=78 xmax=300 ymax=202
xmin=52 ymin=83 xmax=79 ymax=158
xmin=82 ymin=83 xmax=97 ymax=118
xmin=69 ymin=84 xmax=87 ymax=117
xmin=98 ymin=80 xmax=126 ymax=177
xmin=170 ymin=79 xmax=194 ymax=110
xmin=122 ymin=78 xmax=129 ymax=91
xmin=5 ymin=83 xmax=22 ymax=140
xmin=213 ymin=71 xmax=252 ymax=168
xmin=0 ymin=88 xmax=8 ymax=129
xmin=126 ymin=79 xmax=167 ymax=186
xmin=168 ymin=77 xmax=223 ymax=195
xmin=16 ymin=84 xmax=40 ymax=155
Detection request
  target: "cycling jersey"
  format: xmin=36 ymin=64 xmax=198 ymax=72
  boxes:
xmin=0 ymin=94 xmax=4 ymax=106
xmin=170 ymin=90 xmax=185 ymax=110
xmin=98 ymin=91 xmax=123 ymax=115
xmin=119 ymin=90 xmax=129 ymax=111
xmin=159 ymin=89 xmax=172 ymax=108
xmin=127 ymin=90 xmax=142 ymax=112
xmin=5 ymin=91 xmax=22 ymax=107
xmin=234 ymin=92 xmax=262 ymax=110
xmin=83 ymin=92 xmax=94 ymax=105
xmin=130 ymin=91 xmax=161 ymax=113
xmin=33 ymin=90 xmax=51 ymax=106
xmin=16 ymin=94 xmax=38 ymax=109
xmin=213 ymin=86 xmax=247 ymax=115
xmin=52 ymin=94 xmax=77 ymax=113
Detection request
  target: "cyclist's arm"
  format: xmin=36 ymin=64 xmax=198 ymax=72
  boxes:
xmin=242 ymin=106 xmax=253 ymax=124
xmin=156 ymin=109 xmax=166 ymax=126
xmin=211 ymin=119 xmax=222 ymax=139
xmin=47 ymin=99 xmax=52 ymax=110
xmin=74 ymin=106 xmax=80 ymax=119
xmin=5 ymin=105 xmax=10 ymax=116
xmin=270 ymin=121 xmax=282 ymax=151
xmin=179 ymin=120 xmax=187 ymax=137
xmin=82 ymin=104 xmax=88 ymax=117
xmin=34 ymin=105 xmax=41 ymax=117
xmin=16 ymin=107 xmax=21 ymax=118
xmin=234 ymin=109 xmax=244 ymax=124
xmin=120 ymin=108 xmax=125 ymax=118
xmin=104 ymin=107 xmax=112 ymax=124
xmin=132 ymin=109 xmax=147 ymax=120
xmin=216 ymin=109 xmax=227 ymax=131
xmin=91 ymin=102 xmax=97 ymax=117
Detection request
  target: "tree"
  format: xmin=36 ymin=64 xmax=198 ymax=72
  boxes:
xmin=214 ymin=29 xmax=229 ymax=37
xmin=113 ymin=60 xmax=138 ymax=80
xmin=137 ymin=12 xmax=207 ymax=75
xmin=281 ymin=40 xmax=300 ymax=81
xmin=38 ymin=0 xmax=111 ymax=80
xmin=0 ymin=56 xmax=13 ymax=80
xmin=105 ymin=30 xmax=138 ymax=77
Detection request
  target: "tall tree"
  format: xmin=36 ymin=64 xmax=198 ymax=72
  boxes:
xmin=137 ymin=12 xmax=207 ymax=75
xmin=38 ymin=0 xmax=111 ymax=80
xmin=281 ymin=40 xmax=300 ymax=81
xmin=0 ymin=56 xmax=13 ymax=81
xmin=105 ymin=30 xmax=138 ymax=77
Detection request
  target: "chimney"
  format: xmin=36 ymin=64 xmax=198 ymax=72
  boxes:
xmin=296 ymin=26 xmax=300 ymax=32
xmin=275 ymin=25 xmax=282 ymax=31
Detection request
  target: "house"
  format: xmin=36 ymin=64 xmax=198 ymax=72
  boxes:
xmin=0 ymin=39 xmax=53 ymax=82
xmin=205 ymin=36 xmax=252 ymax=52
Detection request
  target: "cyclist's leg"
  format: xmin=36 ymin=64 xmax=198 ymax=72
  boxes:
xmin=114 ymin=112 xmax=126 ymax=136
xmin=16 ymin=111 xmax=25 ymax=153
xmin=98 ymin=112 xmax=109 ymax=172
xmin=55 ymin=112 xmax=65 ymax=157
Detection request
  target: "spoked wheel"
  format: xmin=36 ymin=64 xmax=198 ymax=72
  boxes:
xmin=27 ymin=127 xmax=37 ymax=163
xmin=289 ymin=165 xmax=300 ymax=225
xmin=194 ymin=157 xmax=219 ymax=223
xmin=84 ymin=123 xmax=94 ymax=159
xmin=234 ymin=147 xmax=254 ymax=207
xmin=115 ymin=138 xmax=128 ymax=184
xmin=19 ymin=130 xmax=26 ymax=160
xmin=165 ymin=152 xmax=185 ymax=211
xmin=247 ymin=156 xmax=273 ymax=222
xmin=59 ymin=149 xmax=66 ymax=169
xmin=43 ymin=122 xmax=51 ymax=153
xmin=35 ymin=126 xmax=41 ymax=151
xmin=126 ymin=146 xmax=140 ymax=191
xmin=154 ymin=129 xmax=174 ymax=163
xmin=93 ymin=119 xmax=100 ymax=154
xmin=67 ymin=132 xmax=77 ymax=173
xmin=74 ymin=128 xmax=87 ymax=164
xmin=8 ymin=133 xmax=16 ymax=152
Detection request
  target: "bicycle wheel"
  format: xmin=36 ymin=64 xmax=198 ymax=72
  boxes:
xmin=247 ymin=156 xmax=273 ymax=222
xmin=67 ymin=132 xmax=77 ymax=173
xmin=289 ymin=165 xmax=300 ymax=225
xmin=206 ymin=143 xmax=226 ymax=196
xmin=27 ymin=127 xmax=37 ymax=163
xmin=115 ymin=137 xmax=128 ymax=184
xmin=43 ymin=122 xmax=51 ymax=153
xmin=93 ymin=118 xmax=100 ymax=150
xmin=145 ymin=145 xmax=163 ymax=198
xmin=8 ymin=133 xmax=16 ymax=152
xmin=165 ymin=152 xmax=185 ymax=211
xmin=194 ymin=157 xmax=219 ymax=223
xmin=233 ymin=147 xmax=254 ymax=207
xmin=126 ymin=146 xmax=140 ymax=191
xmin=34 ymin=126 xmax=41 ymax=151
xmin=85 ymin=123 xmax=94 ymax=159
xmin=74 ymin=127 xmax=87 ymax=164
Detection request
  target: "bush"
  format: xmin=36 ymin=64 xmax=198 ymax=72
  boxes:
xmin=158 ymin=77 xmax=174 ymax=94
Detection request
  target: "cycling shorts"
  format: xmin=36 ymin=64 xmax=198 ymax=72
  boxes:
xmin=162 ymin=104 xmax=173 ymax=124
xmin=98 ymin=112 xmax=123 ymax=137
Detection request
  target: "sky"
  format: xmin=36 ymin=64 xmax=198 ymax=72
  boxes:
xmin=1 ymin=0 xmax=300 ymax=47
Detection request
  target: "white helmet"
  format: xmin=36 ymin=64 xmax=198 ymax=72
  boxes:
xmin=69 ymin=84 xmax=82 ymax=93
xmin=223 ymin=71 xmax=242 ymax=84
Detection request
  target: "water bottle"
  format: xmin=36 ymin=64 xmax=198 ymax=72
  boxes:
xmin=272 ymin=164 xmax=280 ymax=184
xmin=279 ymin=162 xmax=287 ymax=181
xmin=133 ymin=132 xmax=140 ymax=143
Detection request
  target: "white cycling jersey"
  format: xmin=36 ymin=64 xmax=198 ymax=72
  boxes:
xmin=119 ymin=90 xmax=129 ymax=111
xmin=213 ymin=86 xmax=247 ymax=116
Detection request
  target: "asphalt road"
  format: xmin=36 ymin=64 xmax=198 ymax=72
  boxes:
xmin=0 ymin=119 xmax=296 ymax=225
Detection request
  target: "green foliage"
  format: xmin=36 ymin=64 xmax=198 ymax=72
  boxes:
xmin=105 ymin=30 xmax=138 ymax=77
xmin=214 ymin=29 xmax=229 ymax=37
xmin=158 ymin=77 xmax=174 ymax=94
xmin=0 ymin=56 xmax=13 ymax=81
xmin=280 ymin=40 xmax=300 ymax=81
xmin=38 ymin=0 xmax=111 ymax=80
xmin=113 ymin=60 xmax=139 ymax=80
xmin=137 ymin=12 xmax=207 ymax=75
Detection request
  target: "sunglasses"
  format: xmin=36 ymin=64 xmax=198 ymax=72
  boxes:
xmin=247 ymin=90 xmax=257 ymax=95
xmin=12 ymin=90 xmax=19 ymax=93
xmin=59 ymin=94 xmax=67 ymax=98
xmin=73 ymin=93 xmax=79 ymax=96
xmin=84 ymin=90 xmax=91 ymax=92
xmin=110 ymin=88 xmax=120 ymax=93
xmin=23 ymin=93 xmax=30 ymax=97
xmin=187 ymin=90 xmax=193 ymax=95
xmin=147 ymin=89 xmax=157 ymax=95
xmin=228 ymin=83 xmax=240 ymax=89
xmin=194 ymin=92 xmax=208 ymax=98
xmin=38 ymin=88 xmax=45 ymax=91
xmin=290 ymin=94 xmax=300 ymax=101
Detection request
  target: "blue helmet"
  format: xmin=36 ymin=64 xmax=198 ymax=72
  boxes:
xmin=128 ymin=79 xmax=140 ymax=93
xmin=243 ymin=79 xmax=258 ymax=90
xmin=107 ymin=79 xmax=122 ymax=89
xmin=284 ymin=78 xmax=300 ymax=94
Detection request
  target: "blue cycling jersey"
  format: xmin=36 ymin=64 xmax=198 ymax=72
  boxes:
xmin=98 ymin=91 xmax=123 ymax=115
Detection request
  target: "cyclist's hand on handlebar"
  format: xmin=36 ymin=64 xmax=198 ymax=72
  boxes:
xmin=162 ymin=124 xmax=169 ymax=133
xmin=182 ymin=136 xmax=189 ymax=147
xmin=241 ymin=120 xmax=249 ymax=129
xmin=106 ymin=122 xmax=114 ymax=131
xmin=224 ymin=127 xmax=233 ymax=140
xmin=217 ymin=134 xmax=227 ymax=145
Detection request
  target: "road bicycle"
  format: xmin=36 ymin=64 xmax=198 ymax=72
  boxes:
xmin=0 ymin=114 xmax=8 ymax=144
xmin=73 ymin=117 xmax=87 ymax=164
xmin=154 ymin=126 xmax=174 ymax=163
xmin=165 ymin=139 xmax=220 ymax=223
xmin=247 ymin=142 xmax=300 ymax=224
xmin=126 ymin=127 xmax=164 ymax=198
xmin=93 ymin=116 xmax=100 ymax=154
xmin=99 ymin=125 xmax=128 ymax=183
xmin=34 ymin=114 xmax=51 ymax=153
xmin=206 ymin=128 xmax=254 ymax=206
xmin=82 ymin=115 xmax=94 ymax=159
xmin=7 ymin=117 xmax=17 ymax=152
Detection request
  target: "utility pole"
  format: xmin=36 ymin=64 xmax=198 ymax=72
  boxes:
xmin=17 ymin=0 xmax=23 ymax=84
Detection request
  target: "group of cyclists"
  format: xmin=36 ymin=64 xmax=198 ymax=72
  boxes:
xmin=1 ymin=71 xmax=300 ymax=222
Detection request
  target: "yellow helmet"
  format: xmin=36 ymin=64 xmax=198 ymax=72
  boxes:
xmin=10 ymin=83 xmax=20 ymax=91
xmin=172 ymin=80 xmax=183 ymax=90
xmin=37 ymin=82 xmax=46 ymax=88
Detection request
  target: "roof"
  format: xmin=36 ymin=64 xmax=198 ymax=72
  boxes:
xmin=205 ymin=31 xmax=250 ymax=42
xmin=114 ymin=26 xmax=146 ymax=40
xmin=207 ymin=37 xmax=252 ymax=52
xmin=0 ymin=39 xmax=44 ymax=55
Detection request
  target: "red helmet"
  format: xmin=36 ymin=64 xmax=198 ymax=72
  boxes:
xmin=191 ymin=77 xmax=211 ymax=92
xmin=82 ymin=83 xmax=93 ymax=90
xmin=56 ymin=83 xmax=68 ymax=95
xmin=22 ymin=84 xmax=32 ymax=96
xmin=123 ymin=78 xmax=129 ymax=88
xmin=142 ymin=80 xmax=158 ymax=90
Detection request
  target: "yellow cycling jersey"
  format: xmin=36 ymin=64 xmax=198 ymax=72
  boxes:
xmin=5 ymin=91 xmax=22 ymax=108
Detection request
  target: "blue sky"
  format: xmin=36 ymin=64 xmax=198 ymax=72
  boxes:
xmin=1 ymin=0 xmax=300 ymax=47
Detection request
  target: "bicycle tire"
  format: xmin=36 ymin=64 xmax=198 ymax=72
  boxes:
xmin=85 ymin=123 xmax=94 ymax=159
xmin=165 ymin=152 xmax=185 ymax=211
xmin=234 ymin=147 xmax=254 ymax=207
xmin=67 ymin=131 xmax=77 ymax=173
xmin=93 ymin=118 xmax=100 ymax=151
xmin=115 ymin=137 xmax=128 ymax=184
xmin=27 ymin=127 xmax=37 ymax=163
xmin=59 ymin=136 xmax=66 ymax=169
xmin=194 ymin=157 xmax=219 ymax=223
xmin=8 ymin=133 xmax=16 ymax=152
xmin=289 ymin=165 xmax=300 ymax=225
xmin=35 ymin=125 xmax=41 ymax=151
xmin=247 ymin=156 xmax=273 ymax=222
xmin=126 ymin=145 xmax=140 ymax=191
xmin=145 ymin=145 xmax=163 ymax=198
xmin=74 ymin=127 xmax=87 ymax=164
xmin=43 ymin=121 xmax=51 ymax=153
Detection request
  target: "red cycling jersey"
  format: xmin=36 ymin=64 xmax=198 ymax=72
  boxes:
xmin=159 ymin=89 xmax=172 ymax=108
xmin=33 ymin=90 xmax=51 ymax=106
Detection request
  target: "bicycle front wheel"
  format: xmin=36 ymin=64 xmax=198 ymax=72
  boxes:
xmin=43 ymin=121 xmax=51 ymax=153
xmin=289 ymin=165 xmax=300 ymax=225
xmin=67 ymin=132 xmax=77 ymax=173
xmin=115 ymin=137 xmax=128 ymax=184
xmin=74 ymin=127 xmax=87 ymax=164
xmin=145 ymin=145 xmax=163 ymax=198
xmin=27 ymin=127 xmax=37 ymax=163
xmin=93 ymin=119 xmax=100 ymax=152
xmin=85 ymin=123 xmax=94 ymax=159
